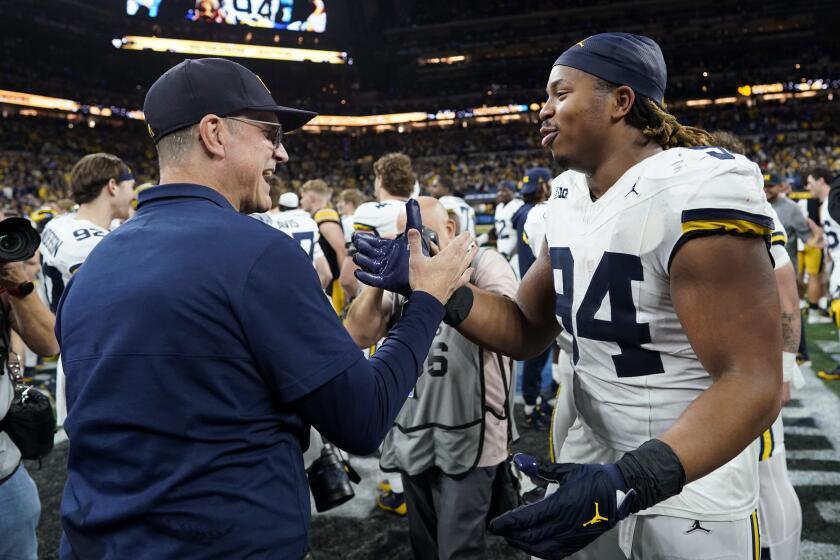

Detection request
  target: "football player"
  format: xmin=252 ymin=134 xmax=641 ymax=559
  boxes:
xmin=300 ymin=179 xmax=346 ymax=313
xmin=810 ymin=168 xmax=840 ymax=380
xmin=353 ymin=33 xmax=782 ymax=559
xmin=758 ymin=213 xmax=804 ymax=560
xmin=430 ymin=175 xmax=476 ymax=236
xmin=514 ymin=168 xmax=554 ymax=428
xmin=339 ymin=153 xmax=416 ymax=299
xmin=41 ymin=153 xmax=135 ymax=425
xmin=705 ymin=131 xmax=805 ymax=560
xmin=253 ymin=176 xmax=331 ymax=289
xmin=493 ymin=180 xmax=524 ymax=262
xmin=336 ymin=188 xmax=367 ymax=246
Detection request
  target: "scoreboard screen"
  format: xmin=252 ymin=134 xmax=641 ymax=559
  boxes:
xmin=126 ymin=0 xmax=328 ymax=32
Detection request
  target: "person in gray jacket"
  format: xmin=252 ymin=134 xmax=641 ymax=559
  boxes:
xmin=345 ymin=197 xmax=517 ymax=560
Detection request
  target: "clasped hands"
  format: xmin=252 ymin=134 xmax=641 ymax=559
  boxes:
xmin=351 ymin=199 xmax=476 ymax=304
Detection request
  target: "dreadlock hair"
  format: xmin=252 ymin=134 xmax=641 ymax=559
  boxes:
xmin=594 ymin=78 xmax=714 ymax=149
xmin=709 ymin=131 xmax=747 ymax=154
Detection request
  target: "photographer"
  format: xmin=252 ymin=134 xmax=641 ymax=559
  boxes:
xmin=345 ymin=197 xmax=516 ymax=560
xmin=0 ymin=240 xmax=61 ymax=560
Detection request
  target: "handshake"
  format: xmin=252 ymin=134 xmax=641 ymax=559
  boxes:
xmin=351 ymin=198 xmax=477 ymax=305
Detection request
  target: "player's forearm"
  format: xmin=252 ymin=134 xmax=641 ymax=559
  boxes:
xmin=315 ymin=256 xmax=332 ymax=290
xmin=9 ymin=294 xmax=59 ymax=356
xmin=297 ymin=292 xmax=444 ymax=455
xmin=344 ymin=286 xmax=388 ymax=348
xmin=457 ymin=286 xmax=558 ymax=360
xmin=339 ymin=256 xmax=360 ymax=299
xmin=659 ymin=363 xmax=781 ymax=483
xmin=776 ymin=264 xmax=801 ymax=354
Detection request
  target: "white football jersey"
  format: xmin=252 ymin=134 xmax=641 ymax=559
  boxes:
xmin=274 ymin=209 xmax=324 ymax=262
xmin=494 ymin=198 xmax=524 ymax=257
xmin=40 ymin=213 xmax=110 ymax=426
xmin=39 ymin=214 xmax=109 ymax=311
xmin=252 ymin=210 xmax=324 ymax=262
xmin=352 ymin=199 xmax=405 ymax=237
xmin=523 ymin=201 xmax=547 ymax=259
xmin=545 ymin=147 xmax=774 ymax=521
xmin=768 ymin=206 xmax=790 ymax=270
xmin=439 ymin=195 xmax=476 ymax=236
xmin=341 ymin=215 xmax=354 ymax=245
xmin=821 ymin=198 xmax=840 ymax=263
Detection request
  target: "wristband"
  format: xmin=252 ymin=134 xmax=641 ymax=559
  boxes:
xmin=443 ymin=286 xmax=474 ymax=327
xmin=782 ymin=352 xmax=795 ymax=383
xmin=6 ymin=281 xmax=34 ymax=299
xmin=615 ymin=438 xmax=685 ymax=512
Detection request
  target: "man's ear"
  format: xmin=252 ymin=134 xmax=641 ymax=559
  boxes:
xmin=446 ymin=217 xmax=458 ymax=237
xmin=612 ymin=85 xmax=636 ymax=120
xmin=197 ymin=114 xmax=226 ymax=159
xmin=106 ymin=178 xmax=118 ymax=197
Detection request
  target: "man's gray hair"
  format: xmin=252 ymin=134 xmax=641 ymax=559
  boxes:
xmin=156 ymin=125 xmax=198 ymax=169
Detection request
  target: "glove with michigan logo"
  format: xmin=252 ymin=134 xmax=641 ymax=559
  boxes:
xmin=488 ymin=454 xmax=637 ymax=560
xmin=352 ymin=198 xmax=427 ymax=297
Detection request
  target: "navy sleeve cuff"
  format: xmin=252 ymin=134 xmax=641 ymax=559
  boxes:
xmin=294 ymin=290 xmax=445 ymax=455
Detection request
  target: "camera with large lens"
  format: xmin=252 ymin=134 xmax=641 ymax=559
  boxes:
xmin=306 ymin=443 xmax=360 ymax=512
xmin=420 ymin=226 xmax=439 ymax=253
xmin=0 ymin=217 xmax=40 ymax=263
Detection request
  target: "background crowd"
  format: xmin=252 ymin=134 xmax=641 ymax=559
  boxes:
xmin=2 ymin=95 xmax=839 ymax=217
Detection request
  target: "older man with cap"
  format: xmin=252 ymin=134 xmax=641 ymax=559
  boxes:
xmin=351 ymin=33 xmax=782 ymax=559
xmin=56 ymin=57 xmax=477 ymax=559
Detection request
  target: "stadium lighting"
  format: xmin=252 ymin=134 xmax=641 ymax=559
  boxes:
xmin=420 ymin=55 xmax=468 ymax=65
xmin=115 ymin=36 xmax=348 ymax=64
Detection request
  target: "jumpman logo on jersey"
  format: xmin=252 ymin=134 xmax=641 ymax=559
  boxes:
xmin=685 ymin=520 xmax=712 ymax=534
xmin=625 ymin=182 xmax=640 ymax=197
xmin=582 ymin=502 xmax=608 ymax=527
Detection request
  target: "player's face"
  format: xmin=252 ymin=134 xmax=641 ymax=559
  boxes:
xmin=429 ymin=180 xmax=447 ymax=199
xmin=336 ymin=200 xmax=354 ymax=216
xmin=300 ymin=190 xmax=317 ymax=212
xmin=539 ymin=66 xmax=611 ymax=172
xmin=806 ymin=175 xmax=828 ymax=200
xmin=112 ymin=179 xmax=136 ymax=220
xmin=497 ymin=188 xmax=513 ymax=204
xmin=763 ymin=183 xmax=783 ymax=201
xmin=229 ymin=112 xmax=288 ymax=214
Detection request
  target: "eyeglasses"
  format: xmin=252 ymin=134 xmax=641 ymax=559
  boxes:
xmin=225 ymin=116 xmax=284 ymax=150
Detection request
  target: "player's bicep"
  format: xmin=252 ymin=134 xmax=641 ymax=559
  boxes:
xmin=321 ymin=222 xmax=345 ymax=253
xmin=670 ymin=235 xmax=780 ymax=382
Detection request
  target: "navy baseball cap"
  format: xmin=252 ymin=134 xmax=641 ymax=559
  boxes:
xmin=763 ymin=171 xmax=785 ymax=186
xmin=554 ymin=33 xmax=667 ymax=105
xmin=520 ymin=168 xmax=553 ymax=195
xmin=143 ymin=58 xmax=317 ymax=143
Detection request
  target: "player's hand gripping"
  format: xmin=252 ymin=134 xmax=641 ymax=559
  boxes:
xmin=488 ymin=454 xmax=637 ymax=560
xmin=352 ymin=199 xmax=476 ymax=303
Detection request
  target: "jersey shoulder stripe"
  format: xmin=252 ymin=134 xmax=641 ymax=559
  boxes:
xmin=681 ymin=208 xmax=774 ymax=237
xmin=314 ymin=208 xmax=340 ymax=225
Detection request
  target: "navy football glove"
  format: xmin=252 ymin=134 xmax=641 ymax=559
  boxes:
xmin=488 ymin=454 xmax=637 ymax=560
xmin=352 ymin=199 xmax=427 ymax=297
